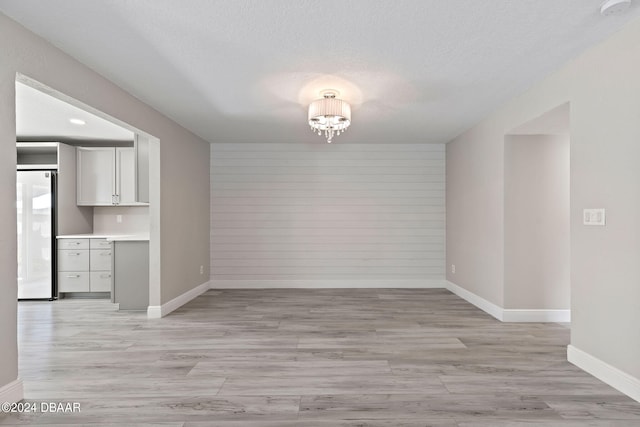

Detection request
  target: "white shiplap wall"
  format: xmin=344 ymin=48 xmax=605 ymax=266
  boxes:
xmin=210 ymin=143 xmax=445 ymax=288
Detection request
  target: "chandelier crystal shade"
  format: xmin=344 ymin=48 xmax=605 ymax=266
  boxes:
xmin=308 ymin=92 xmax=351 ymax=143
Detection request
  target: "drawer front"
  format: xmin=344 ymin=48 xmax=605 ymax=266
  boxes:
xmin=58 ymin=250 xmax=89 ymax=271
xmin=90 ymin=250 xmax=113 ymax=271
xmin=90 ymin=272 xmax=112 ymax=292
xmin=58 ymin=272 xmax=90 ymax=292
xmin=90 ymin=239 xmax=112 ymax=250
xmin=58 ymin=239 xmax=89 ymax=250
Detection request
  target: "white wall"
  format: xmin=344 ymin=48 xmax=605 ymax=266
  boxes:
xmin=211 ymin=143 xmax=445 ymax=288
xmin=446 ymin=15 xmax=640 ymax=398
xmin=0 ymin=12 xmax=210 ymax=397
xmin=504 ymin=134 xmax=570 ymax=310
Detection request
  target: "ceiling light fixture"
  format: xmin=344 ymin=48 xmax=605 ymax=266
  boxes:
xmin=601 ymin=0 xmax=631 ymax=15
xmin=69 ymin=118 xmax=86 ymax=125
xmin=308 ymin=90 xmax=351 ymax=143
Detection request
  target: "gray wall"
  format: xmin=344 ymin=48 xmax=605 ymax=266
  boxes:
xmin=211 ymin=142 xmax=445 ymax=288
xmin=161 ymin=136 xmax=210 ymax=301
xmin=504 ymin=134 xmax=570 ymax=310
xmin=0 ymin=12 xmax=210 ymax=391
xmin=447 ymin=16 xmax=640 ymax=383
xmin=446 ymin=127 xmax=505 ymax=305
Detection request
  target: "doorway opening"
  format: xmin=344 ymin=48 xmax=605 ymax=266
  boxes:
xmin=14 ymin=73 xmax=160 ymax=311
xmin=504 ymin=102 xmax=571 ymax=321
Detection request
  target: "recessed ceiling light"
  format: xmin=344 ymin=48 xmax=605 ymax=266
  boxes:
xmin=69 ymin=118 xmax=86 ymax=125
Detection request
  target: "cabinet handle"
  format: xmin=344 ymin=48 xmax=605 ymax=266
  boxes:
xmin=68 ymin=253 xmax=81 ymax=256
xmin=100 ymin=252 xmax=111 ymax=256
xmin=71 ymin=242 xmax=81 ymax=245
xmin=100 ymin=274 xmax=111 ymax=278
xmin=66 ymin=274 xmax=80 ymax=278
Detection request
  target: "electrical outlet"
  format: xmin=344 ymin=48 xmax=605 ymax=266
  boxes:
xmin=116 ymin=215 xmax=123 ymax=223
xmin=451 ymin=264 xmax=456 ymax=274
xmin=199 ymin=265 xmax=204 ymax=275
xmin=583 ymin=208 xmax=605 ymax=226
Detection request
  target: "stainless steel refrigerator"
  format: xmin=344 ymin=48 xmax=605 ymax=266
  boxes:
xmin=17 ymin=170 xmax=56 ymax=300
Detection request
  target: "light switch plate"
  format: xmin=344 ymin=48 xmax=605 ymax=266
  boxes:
xmin=583 ymin=208 xmax=606 ymax=225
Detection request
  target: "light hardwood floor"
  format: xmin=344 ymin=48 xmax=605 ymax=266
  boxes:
xmin=2 ymin=288 xmax=640 ymax=426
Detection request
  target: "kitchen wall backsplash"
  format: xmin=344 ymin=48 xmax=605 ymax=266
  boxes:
xmin=93 ymin=206 xmax=149 ymax=235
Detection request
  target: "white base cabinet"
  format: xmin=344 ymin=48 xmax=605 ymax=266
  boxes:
xmin=57 ymin=238 xmax=112 ymax=295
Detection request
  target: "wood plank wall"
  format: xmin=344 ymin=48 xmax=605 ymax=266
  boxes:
xmin=210 ymin=143 xmax=445 ymax=288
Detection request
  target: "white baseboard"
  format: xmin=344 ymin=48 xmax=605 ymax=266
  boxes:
xmin=210 ymin=279 xmax=445 ymax=289
xmin=568 ymin=345 xmax=640 ymax=403
xmin=503 ymin=309 xmax=570 ymax=322
xmin=147 ymin=280 xmax=211 ymax=318
xmin=444 ymin=280 xmax=570 ymax=323
xmin=0 ymin=379 xmax=23 ymax=403
xmin=445 ymin=280 xmax=504 ymax=321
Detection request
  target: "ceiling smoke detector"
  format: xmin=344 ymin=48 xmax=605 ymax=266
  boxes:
xmin=601 ymin=0 xmax=631 ymax=15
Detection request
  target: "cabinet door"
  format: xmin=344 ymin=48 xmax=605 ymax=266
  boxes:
xmin=58 ymin=272 xmax=90 ymax=292
xmin=57 ymin=249 xmax=90 ymax=272
xmin=90 ymin=272 xmax=112 ymax=292
xmin=89 ymin=239 xmax=112 ymax=250
xmin=135 ymin=134 xmax=150 ymax=204
xmin=90 ymin=249 xmax=112 ymax=271
xmin=58 ymin=239 xmax=90 ymax=250
xmin=77 ymin=147 xmax=116 ymax=205
xmin=116 ymin=147 xmax=136 ymax=205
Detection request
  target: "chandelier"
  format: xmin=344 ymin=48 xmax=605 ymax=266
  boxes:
xmin=308 ymin=91 xmax=351 ymax=143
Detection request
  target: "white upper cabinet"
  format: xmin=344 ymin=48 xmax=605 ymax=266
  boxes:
xmin=77 ymin=147 xmax=116 ymax=206
xmin=116 ymin=147 xmax=136 ymax=205
xmin=77 ymin=143 xmax=148 ymax=206
xmin=135 ymin=134 xmax=150 ymax=204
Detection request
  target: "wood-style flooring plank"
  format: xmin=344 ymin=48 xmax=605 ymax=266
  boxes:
xmin=1 ymin=288 xmax=638 ymax=425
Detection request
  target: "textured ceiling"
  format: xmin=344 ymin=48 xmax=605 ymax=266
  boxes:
xmin=1 ymin=0 xmax=639 ymax=144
